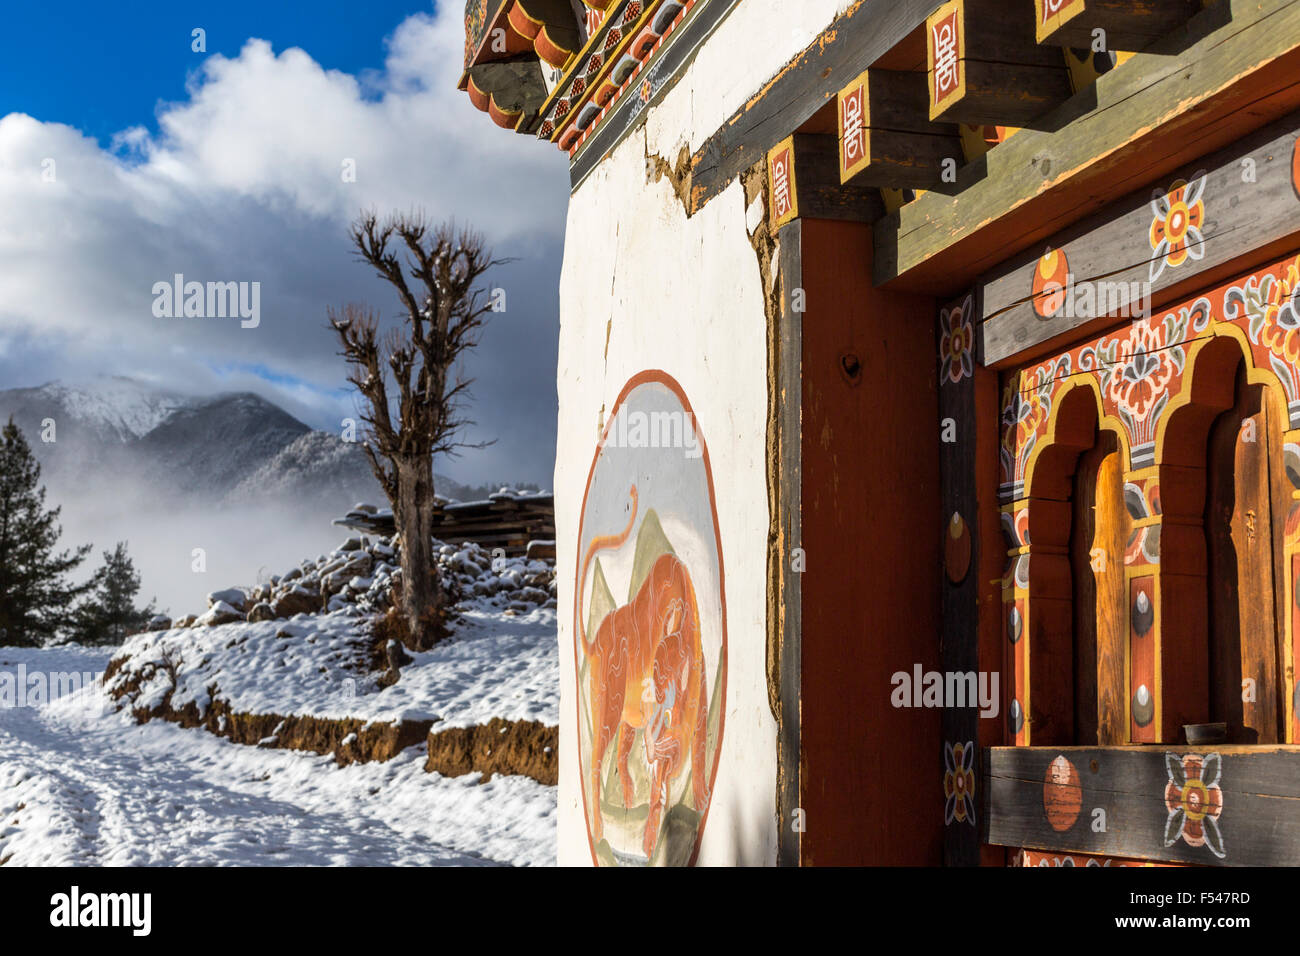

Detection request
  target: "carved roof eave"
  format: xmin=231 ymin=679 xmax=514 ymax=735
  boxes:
xmin=464 ymin=60 xmax=550 ymax=132
xmin=536 ymin=0 xmax=689 ymax=151
xmin=461 ymin=0 xmax=586 ymax=134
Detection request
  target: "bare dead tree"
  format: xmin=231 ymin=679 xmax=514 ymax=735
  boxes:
xmin=330 ymin=210 xmax=502 ymax=650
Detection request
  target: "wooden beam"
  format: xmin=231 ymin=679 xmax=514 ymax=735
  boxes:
xmin=875 ymin=0 xmax=1300 ymax=294
xmin=985 ymin=745 xmax=1300 ymax=865
xmin=838 ymin=69 xmax=963 ymax=189
xmin=980 ymin=108 xmax=1300 ymax=366
xmin=769 ymin=134 xmax=886 ymax=228
xmin=1035 ymin=0 xmax=1200 ymax=51
xmin=688 ymin=0 xmax=942 ymax=215
xmin=926 ymin=0 xmax=1072 ymax=128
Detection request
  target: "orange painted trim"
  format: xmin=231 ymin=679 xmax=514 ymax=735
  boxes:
xmin=837 ymin=70 xmax=870 ymax=184
xmin=508 ymin=0 xmax=545 ymax=40
xmin=535 ymin=25 xmax=577 ymax=70
xmin=488 ymin=96 xmax=523 ymax=129
xmin=466 ymin=74 xmax=492 ymax=113
xmin=1128 ymin=574 xmax=1157 ymax=743
xmin=547 ymin=0 xmax=670 ymax=144
xmin=1291 ymin=551 xmax=1300 ymax=742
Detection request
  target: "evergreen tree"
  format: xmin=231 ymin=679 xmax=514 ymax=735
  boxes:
xmin=0 ymin=417 xmax=92 ymax=646
xmin=71 ymin=542 xmax=156 ymax=646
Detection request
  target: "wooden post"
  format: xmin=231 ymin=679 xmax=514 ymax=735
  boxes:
xmin=1287 ymin=433 xmax=1300 ymax=744
xmin=927 ymin=0 xmax=1072 ymax=128
xmin=938 ymin=291 xmax=983 ymax=865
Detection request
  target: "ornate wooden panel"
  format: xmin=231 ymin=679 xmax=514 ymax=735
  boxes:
xmin=987 ymin=746 xmax=1300 ymax=865
xmin=999 ymin=251 xmax=1300 ymax=749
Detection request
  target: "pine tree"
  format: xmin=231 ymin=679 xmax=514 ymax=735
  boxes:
xmin=71 ymin=542 xmax=156 ymax=646
xmin=0 ymin=417 xmax=92 ymax=646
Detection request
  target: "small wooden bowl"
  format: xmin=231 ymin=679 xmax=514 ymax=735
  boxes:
xmin=1183 ymin=722 xmax=1228 ymax=746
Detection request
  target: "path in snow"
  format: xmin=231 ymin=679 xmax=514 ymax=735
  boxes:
xmin=0 ymin=647 xmax=555 ymax=867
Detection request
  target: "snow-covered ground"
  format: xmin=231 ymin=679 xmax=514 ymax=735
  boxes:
xmin=0 ymin=645 xmax=557 ymax=866
xmin=107 ymin=606 xmax=559 ymax=729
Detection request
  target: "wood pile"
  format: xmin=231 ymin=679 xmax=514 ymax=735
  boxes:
xmin=333 ymin=491 xmax=555 ymax=557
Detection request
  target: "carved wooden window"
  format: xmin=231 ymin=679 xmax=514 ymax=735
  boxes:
xmin=1001 ymin=255 xmax=1300 ymax=749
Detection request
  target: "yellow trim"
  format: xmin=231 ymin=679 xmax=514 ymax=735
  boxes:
xmin=510 ymin=0 xmax=545 ymax=38
xmin=1150 ymin=327 xmax=1290 ymax=470
xmin=1035 ymin=0 xmax=1088 ymax=45
xmin=539 ymin=0 xmax=666 ymax=139
xmin=767 ymin=136 xmax=799 ymax=229
xmin=837 ymin=70 xmax=871 ymax=184
xmin=927 ymin=0 xmax=967 ymax=122
xmin=1022 ymin=375 xmax=1133 ymax=497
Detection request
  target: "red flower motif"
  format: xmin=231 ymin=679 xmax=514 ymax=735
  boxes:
xmin=939 ymin=296 xmax=974 ymax=385
xmin=1163 ymin=753 xmax=1225 ymax=857
xmin=944 ymin=741 xmax=976 ymax=826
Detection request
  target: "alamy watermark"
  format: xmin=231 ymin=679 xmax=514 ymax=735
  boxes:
xmin=151 ymin=274 xmax=260 ymax=328
xmin=1041 ymin=274 xmax=1152 ymax=321
xmin=891 ymin=664 xmax=1000 ymax=719
xmin=598 ymin=405 xmax=703 ymax=459
xmin=50 ymin=886 xmax=151 ymax=936
xmin=0 ymin=665 xmax=110 ymax=716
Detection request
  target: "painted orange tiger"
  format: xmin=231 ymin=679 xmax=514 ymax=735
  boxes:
xmin=577 ymin=484 xmax=710 ymax=860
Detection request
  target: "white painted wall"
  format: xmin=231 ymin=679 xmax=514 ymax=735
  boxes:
xmin=554 ymin=0 xmax=848 ymax=866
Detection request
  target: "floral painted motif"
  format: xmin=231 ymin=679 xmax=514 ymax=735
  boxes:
xmin=1097 ymin=320 xmax=1178 ymax=426
xmin=1122 ymin=478 xmax=1162 ymax=566
xmin=944 ymin=741 xmax=976 ymax=826
xmin=939 ymin=294 xmax=975 ymax=385
xmin=1226 ymin=256 xmax=1300 ymax=422
xmin=1163 ymin=753 xmax=1225 ymax=858
xmin=1000 ymin=254 xmax=1300 ymax=503
xmin=999 ymin=360 xmax=1066 ymax=496
xmin=1149 ymin=172 xmax=1207 ymax=282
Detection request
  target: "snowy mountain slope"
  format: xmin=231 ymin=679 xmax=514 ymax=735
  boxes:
xmin=0 ymin=377 xmax=378 ymax=508
xmin=27 ymin=378 xmax=188 ymax=442
xmin=0 ymin=377 xmax=510 ymax=508
xmin=106 ymin=606 xmax=559 ymax=729
xmin=222 ymin=429 xmax=378 ymax=507
xmin=106 ymin=533 xmax=559 ymax=727
xmin=133 ymin=391 xmax=313 ymax=496
xmin=0 ymin=530 xmax=563 ymax=866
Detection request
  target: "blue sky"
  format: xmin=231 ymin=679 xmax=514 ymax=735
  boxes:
xmin=0 ymin=0 xmax=570 ymax=488
xmin=0 ymin=1 xmax=435 ymax=147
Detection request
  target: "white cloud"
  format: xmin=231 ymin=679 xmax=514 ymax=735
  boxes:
xmin=0 ymin=5 xmax=568 ymax=486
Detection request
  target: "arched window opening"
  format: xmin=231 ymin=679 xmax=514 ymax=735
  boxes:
xmin=1024 ymin=386 xmax=1126 ymax=746
xmin=1070 ymin=430 xmax=1127 ymax=745
xmin=1204 ymin=359 xmax=1287 ymax=743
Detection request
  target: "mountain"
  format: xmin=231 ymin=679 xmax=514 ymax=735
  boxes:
xmin=23 ymin=379 xmax=188 ymax=442
xmin=0 ymin=377 xmax=542 ymax=616
xmin=0 ymin=377 xmax=377 ymax=511
xmin=136 ymin=392 xmax=314 ymax=497
xmin=0 ymin=377 xmax=531 ymax=511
